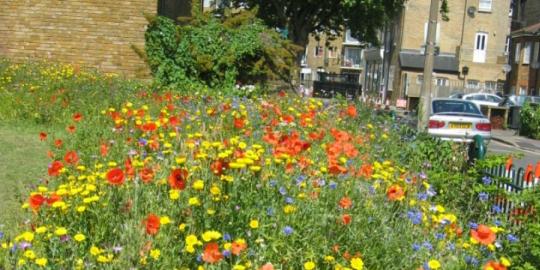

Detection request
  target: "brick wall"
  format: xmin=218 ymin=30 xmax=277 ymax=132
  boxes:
xmin=0 ymin=0 xmax=157 ymax=77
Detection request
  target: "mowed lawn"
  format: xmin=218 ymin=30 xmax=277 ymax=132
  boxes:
xmin=0 ymin=125 xmax=48 ymax=235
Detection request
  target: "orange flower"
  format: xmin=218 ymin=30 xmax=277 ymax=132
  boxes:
xmin=46 ymin=193 xmax=61 ymax=205
xmin=483 ymin=261 xmax=507 ymax=270
xmin=168 ymin=168 xmax=188 ymax=190
xmin=202 ymin=242 xmax=223 ymax=263
xmin=72 ymin=112 xmax=83 ymax=122
xmin=39 ymin=132 xmax=47 ymax=141
xmin=231 ymin=240 xmax=247 ymax=255
xmin=471 ymin=224 xmax=496 ymax=245
xmin=339 ymin=197 xmax=353 ymax=209
xmin=100 ymin=143 xmax=108 ymax=157
xmin=210 ymin=160 xmax=228 ymax=176
xmin=259 ymin=263 xmax=274 ymax=270
xmin=387 ymin=185 xmax=405 ymax=201
xmin=140 ymin=167 xmax=154 ymax=183
xmin=67 ymin=125 xmax=76 ymax=134
xmin=358 ymin=163 xmax=373 ymax=178
xmin=54 ymin=139 xmax=63 ymax=148
xmin=141 ymin=122 xmax=157 ymax=132
xmin=106 ymin=168 xmax=125 ymax=186
xmin=48 ymin=161 xmax=64 ymax=177
xmin=346 ymin=104 xmax=357 ymax=117
xmin=234 ymin=117 xmax=245 ymax=129
xmin=29 ymin=194 xmax=45 ymax=210
xmin=341 ymin=214 xmax=352 ymax=225
xmin=144 ymin=214 xmax=160 ymax=236
xmin=63 ymin=150 xmax=79 ymax=165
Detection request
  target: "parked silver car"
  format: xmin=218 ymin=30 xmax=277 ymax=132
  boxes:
xmin=428 ymin=99 xmax=491 ymax=144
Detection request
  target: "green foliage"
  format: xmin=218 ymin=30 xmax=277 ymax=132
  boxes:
xmin=144 ymin=8 xmax=298 ymax=92
xmin=519 ymin=102 xmax=540 ymax=139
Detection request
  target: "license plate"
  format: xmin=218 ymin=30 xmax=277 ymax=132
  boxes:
xmin=449 ymin=122 xmax=471 ymax=129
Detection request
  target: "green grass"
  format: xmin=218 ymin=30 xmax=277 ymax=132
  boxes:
xmin=0 ymin=124 xmax=49 ymax=235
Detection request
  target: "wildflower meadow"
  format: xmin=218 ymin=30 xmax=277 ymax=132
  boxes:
xmin=0 ymin=60 xmax=527 ymax=269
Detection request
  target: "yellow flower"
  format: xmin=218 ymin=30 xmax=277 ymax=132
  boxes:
xmin=283 ymin=205 xmax=296 ymax=214
xmin=77 ymin=206 xmax=86 ymax=213
xmin=74 ymin=233 xmax=86 ymax=242
xmin=249 ymin=165 xmax=261 ymax=172
xmin=304 ymin=261 xmax=316 ymax=270
xmin=202 ymin=230 xmax=222 ymax=242
xmin=324 ymin=255 xmax=335 ymax=262
xmin=150 ymin=249 xmax=161 ymax=260
xmin=160 ymin=216 xmax=172 ymax=225
xmin=249 ymin=219 xmax=259 ymax=229
xmin=210 ymin=185 xmax=221 ymax=195
xmin=233 ymin=265 xmax=246 ymax=270
xmin=186 ymin=235 xmax=198 ymax=246
xmin=35 ymin=257 xmax=47 ymax=266
xmin=428 ymin=259 xmax=441 ymax=269
xmin=97 ymin=254 xmax=113 ymax=263
xmin=55 ymin=227 xmax=67 ymax=236
xmin=178 ymin=223 xmax=187 ymax=232
xmin=192 ymin=180 xmax=204 ymax=190
xmin=350 ymin=258 xmax=364 ymax=270
xmin=21 ymin=231 xmax=35 ymax=242
xmin=500 ymin=257 xmax=511 ymax=267
xmin=90 ymin=246 xmax=102 ymax=256
xmin=188 ymin=197 xmax=201 ymax=206
xmin=169 ymin=189 xmax=180 ymax=200
xmin=24 ymin=250 xmax=36 ymax=259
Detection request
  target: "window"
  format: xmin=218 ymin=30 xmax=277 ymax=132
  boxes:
xmin=479 ymin=0 xmax=492 ymax=12
xmin=417 ymin=75 xmax=424 ymax=85
xmin=314 ymin=45 xmax=324 ymax=58
xmin=515 ymin=43 xmax=521 ymax=63
xmin=342 ymin=47 xmax=362 ymax=68
xmin=524 ymin=42 xmax=532 ymax=64
xmin=467 ymin=80 xmax=480 ymax=89
xmin=486 ymin=94 xmax=502 ymax=103
xmin=504 ymin=36 xmax=510 ymax=56
xmin=485 ymin=81 xmax=497 ymax=91
xmin=423 ymin=22 xmax=441 ymax=45
xmin=328 ymin=47 xmax=338 ymax=58
xmin=473 ymin=32 xmax=488 ymax=63
xmin=157 ymin=0 xmax=192 ymax=21
xmin=432 ymin=100 xmax=482 ymax=115
xmin=435 ymin=77 xmax=448 ymax=86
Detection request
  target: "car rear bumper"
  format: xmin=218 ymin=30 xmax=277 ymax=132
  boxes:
xmin=428 ymin=130 xmax=491 ymax=144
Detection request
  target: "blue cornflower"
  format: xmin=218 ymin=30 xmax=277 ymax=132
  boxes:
xmin=427 ymin=187 xmax=437 ymax=197
xmin=318 ymin=179 xmax=326 ymax=186
xmin=283 ymin=226 xmax=294 ymax=236
xmin=469 ymin=222 xmax=478 ymax=229
xmin=269 ymin=180 xmax=277 ymax=187
xmin=507 ymin=234 xmax=519 ymax=243
xmin=222 ymin=250 xmax=231 ymax=257
xmin=329 ymin=181 xmax=337 ymax=189
xmin=422 ymin=241 xmax=433 ymax=251
xmin=279 ymin=186 xmax=287 ymax=195
xmin=447 ymin=243 xmax=455 ymax=251
xmin=412 ymin=243 xmax=421 ymax=251
xmin=417 ymin=192 xmax=428 ymax=201
xmin=492 ymin=205 xmax=503 ymax=214
xmin=285 ymin=197 xmax=294 ymax=204
xmin=266 ymin=207 xmax=274 ymax=216
xmin=465 ymin=256 xmax=478 ymax=266
xmin=223 ymin=233 xmax=232 ymax=241
xmin=494 ymin=219 xmax=502 ymax=226
xmin=407 ymin=210 xmax=423 ymax=225
xmin=478 ymin=192 xmax=489 ymax=201
xmin=0 ymin=231 xmax=3 ymax=239
xmin=482 ymin=176 xmax=492 ymax=185
xmin=435 ymin=233 xmax=446 ymax=240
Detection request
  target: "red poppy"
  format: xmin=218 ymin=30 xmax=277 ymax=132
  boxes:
xmin=202 ymin=242 xmax=223 ymax=263
xmin=234 ymin=117 xmax=245 ymax=129
xmin=140 ymin=167 xmax=154 ymax=183
xmin=125 ymin=158 xmax=135 ymax=179
xmin=483 ymin=261 xmax=507 ymax=270
xmin=278 ymin=90 xmax=286 ymax=97
xmin=329 ymin=163 xmax=347 ymax=175
xmin=54 ymin=139 xmax=63 ymax=148
xmin=141 ymin=122 xmax=157 ymax=132
xmin=63 ymin=150 xmax=79 ymax=165
xmin=282 ymin=114 xmax=295 ymax=124
xmin=358 ymin=163 xmax=373 ymax=178
xmin=346 ymin=104 xmax=357 ymax=117
xmin=341 ymin=214 xmax=352 ymax=225
xmin=46 ymin=193 xmax=61 ymax=205
xmin=39 ymin=132 xmax=47 ymax=141
xmin=144 ymin=214 xmax=160 ymax=235
xmin=106 ymin=168 xmax=125 ymax=186
xmin=168 ymin=168 xmax=188 ymax=190
xmin=210 ymin=160 xmax=228 ymax=176
xmin=72 ymin=112 xmax=83 ymax=122
xmin=231 ymin=241 xmax=247 ymax=255
xmin=339 ymin=197 xmax=353 ymax=209
xmin=100 ymin=143 xmax=108 ymax=157
xmin=67 ymin=125 xmax=76 ymax=134
xmin=48 ymin=161 xmax=64 ymax=176
xmin=386 ymin=185 xmax=405 ymax=201
xmin=471 ymin=224 xmax=496 ymax=245
xmin=29 ymin=194 xmax=46 ymax=210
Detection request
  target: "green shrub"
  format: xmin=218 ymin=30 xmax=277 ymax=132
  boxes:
xmin=519 ymin=102 xmax=540 ymax=139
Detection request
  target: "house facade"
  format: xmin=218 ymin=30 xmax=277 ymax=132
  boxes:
xmin=384 ymin=0 xmax=512 ymax=109
xmin=507 ymin=0 xmax=540 ymax=96
xmin=0 ymin=0 xmax=199 ymax=77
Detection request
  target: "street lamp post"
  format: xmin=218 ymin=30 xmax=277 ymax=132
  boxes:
xmin=418 ymin=0 xmax=440 ymax=130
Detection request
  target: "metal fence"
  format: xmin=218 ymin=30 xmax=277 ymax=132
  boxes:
xmin=483 ymin=164 xmax=539 ymax=225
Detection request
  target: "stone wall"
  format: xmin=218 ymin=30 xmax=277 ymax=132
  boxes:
xmin=0 ymin=0 xmax=157 ymax=77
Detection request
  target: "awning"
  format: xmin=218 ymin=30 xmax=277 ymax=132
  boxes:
xmin=399 ymin=50 xmax=459 ymax=73
xmin=511 ymin=22 xmax=540 ymax=38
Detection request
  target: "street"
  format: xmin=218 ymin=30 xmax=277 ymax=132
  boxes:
xmin=488 ymin=140 xmax=540 ymax=169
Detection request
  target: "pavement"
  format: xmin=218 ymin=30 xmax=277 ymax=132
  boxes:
xmin=491 ymin=129 xmax=540 ymax=152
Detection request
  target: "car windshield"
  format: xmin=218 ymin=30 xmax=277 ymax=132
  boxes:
xmin=432 ymin=100 xmax=482 ymax=115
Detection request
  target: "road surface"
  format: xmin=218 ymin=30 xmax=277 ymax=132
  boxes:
xmin=487 ymin=140 xmax=540 ymax=169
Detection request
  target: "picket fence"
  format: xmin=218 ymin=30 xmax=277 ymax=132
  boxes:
xmin=483 ymin=163 xmax=540 ymax=225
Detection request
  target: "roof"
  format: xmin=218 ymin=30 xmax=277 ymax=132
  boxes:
xmin=511 ymin=22 xmax=540 ymax=38
xmin=399 ymin=50 xmax=459 ymax=73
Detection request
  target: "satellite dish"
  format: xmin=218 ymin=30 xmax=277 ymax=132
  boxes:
xmin=467 ymin=6 xmax=476 ymax=17
xmin=503 ymin=64 xmax=512 ymax=73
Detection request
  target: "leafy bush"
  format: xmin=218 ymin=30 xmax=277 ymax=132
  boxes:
xmin=144 ymin=7 xmax=298 ymax=92
xmin=519 ymin=102 xmax=540 ymax=139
